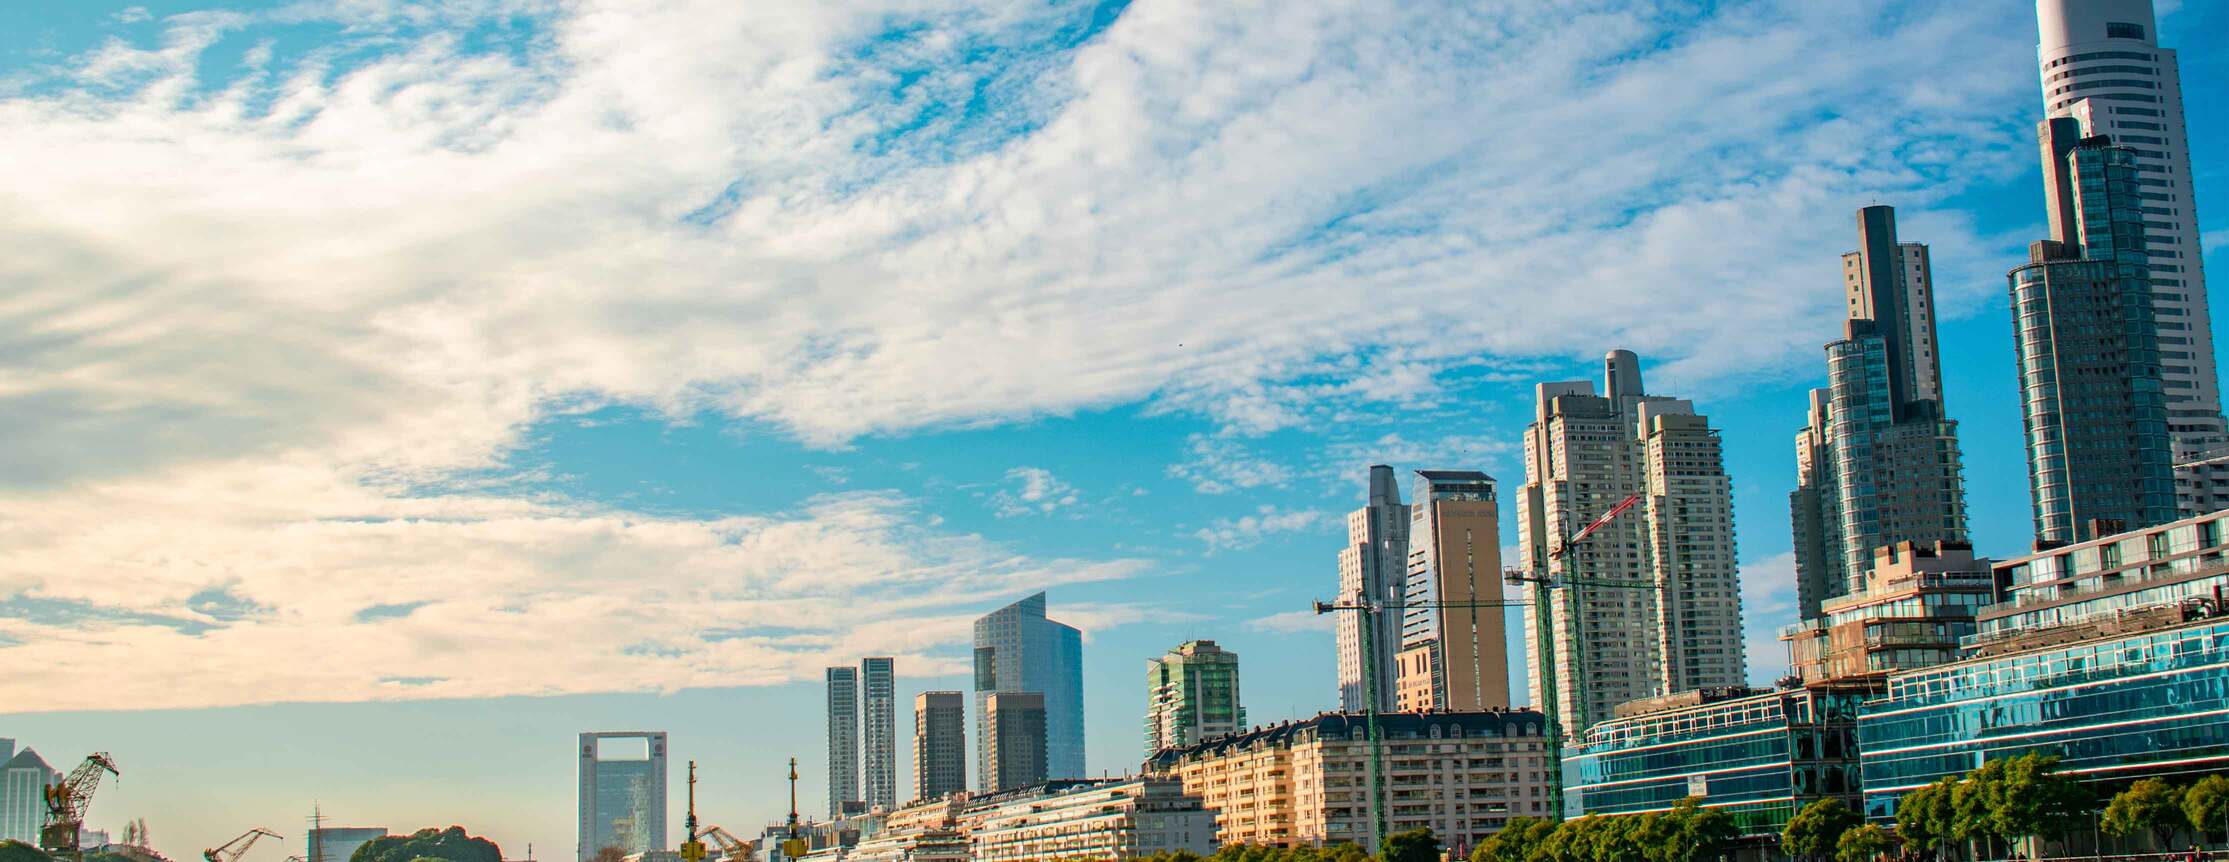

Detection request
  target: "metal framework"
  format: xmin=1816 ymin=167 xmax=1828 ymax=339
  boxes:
xmin=40 ymin=752 xmax=120 ymax=858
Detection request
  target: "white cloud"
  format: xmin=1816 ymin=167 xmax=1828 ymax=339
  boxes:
xmin=1738 ymin=552 xmax=1801 ymax=686
xmin=1167 ymin=434 xmax=1295 ymax=494
xmin=0 ymin=467 xmax=1147 ymax=713
xmin=1246 ymin=609 xmax=1336 ymax=635
xmin=0 ymin=0 xmax=2046 ymax=708
xmin=1193 ymin=506 xmax=1335 ymax=553
xmin=990 ymin=466 xmax=1081 ymax=517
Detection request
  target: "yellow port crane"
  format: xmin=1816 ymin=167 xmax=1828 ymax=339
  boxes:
xmin=40 ymin=752 xmax=121 ymax=858
xmin=695 ymin=828 xmax=754 ymax=862
xmin=205 ymin=828 xmax=285 ymax=862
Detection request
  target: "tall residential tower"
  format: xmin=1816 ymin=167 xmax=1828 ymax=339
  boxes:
xmin=972 ymin=592 xmax=1085 ymax=786
xmin=1788 ymin=206 xmax=1970 ymax=618
xmin=2036 ymin=0 xmax=2226 ymax=515
xmin=860 ymin=657 xmax=898 ymax=812
xmin=1144 ymin=640 xmax=1244 ymax=756
xmin=1397 ymin=470 xmax=1511 ymax=712
xmin=913 ymin=691 xmax=967 ymax=802
xmin=2008 ymin=118 xmax=2176 ymax=543
xmin=1334 ymin=465 xmax=1409 ymax=712
xmin=1519 ymin=351 xmax=1747 ymax=736
xmin=825 ymin=666 xmax=861 ymax=818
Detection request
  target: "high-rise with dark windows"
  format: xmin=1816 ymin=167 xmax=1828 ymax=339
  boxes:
xmin=1788 ymin=207 xmax=1970 ymax=618
xmin=2036 ymin=0 xmax=2225 ymax=514
xmin=861 ymin=657 xmax=897 ymax=811
xmin=913 ymin=690 xmax=966 ymax=802
xmin=825 ymin=666 xmax=861 ymax=818
xmin=2007 ymin=118 xmax=2176 ymax=543
xmin=972 ymin=592 xmax=1084 ymax=787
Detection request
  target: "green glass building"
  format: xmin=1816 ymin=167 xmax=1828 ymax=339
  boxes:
xmin=2008 ymin=118 xmax=2175 ymax=544
xmin=1565 ymin=685 xmax=1872 ymax=836
xmin=1144 ymin=640 xmax=1244 ymax=756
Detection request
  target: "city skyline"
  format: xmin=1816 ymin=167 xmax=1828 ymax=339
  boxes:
xmin=5 ymin=1 xmax=2229 ymax=861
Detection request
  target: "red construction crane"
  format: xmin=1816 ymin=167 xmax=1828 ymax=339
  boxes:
xmin=40 ymin=752 xmax=121 ymax=857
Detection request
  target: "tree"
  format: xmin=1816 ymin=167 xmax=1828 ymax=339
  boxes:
xmin=1989 ymin=753 xmax=2090 ymax=860
xmin=1325 ymin=842 xmax=1369 ymax=862
xmin=0 ymin=841 xmax=53 ymax=862
xmin=2185 ymin=774 xmax=2229 ymax=844
xmin=1895 ymin=778 xmax=1956 ymax=861
xmin=2103 ymin=778 xmax=2185 ymax=850
xmin=1669 ymin=798 xmax=1736 ymax=862
xmin=1783 ymin=798 xmax=1863 ymax=861
xmin=1381 ymin=828 xmax=1439 ymax=862
xmin=589 ymin=849 xmax=626 ymax=862
xmin=353 ymin=829 xmax=504 ymax=862
xmin=1470 ymin=818 xmax=1551 ymax=862
xmin=1834 ymin=825 xmax=1896 ymax=862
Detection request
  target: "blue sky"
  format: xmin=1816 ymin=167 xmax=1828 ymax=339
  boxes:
xmin=1 ymin=0 xmax=2225 ymax=859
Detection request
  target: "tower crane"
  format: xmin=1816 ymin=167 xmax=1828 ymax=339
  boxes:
xmin=40 ymin=752 xmax=121 ymax=857
xmin=205 ymin=828 xmax=285 ymax=862
xmin=696 ymin=828 xmax=755 ymax=862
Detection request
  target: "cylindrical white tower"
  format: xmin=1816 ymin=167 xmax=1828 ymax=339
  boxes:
xmin=2036 ymin=0 xmax=2224 ymax=514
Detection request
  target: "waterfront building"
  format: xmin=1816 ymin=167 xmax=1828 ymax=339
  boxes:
xmin=1145 ymin=710 xmax=1552 ymax=854
xmin=1144 ymin=640 xmax=1244 ymax=756
xmin=826 ymin=666 xmax=862 ymax=818
xmin=984 ymin=692 xmax=1047 ymax=792
xmin=1519 ymin=350 xmax=1747 ymax=735
xmin=2037 ymin=0 xmax=2228 ymax=516
xmin=972 ymin=592 xmax=1085 ymax=785
xmin=1336 ymin=465 xmax=1410 ymax=713
xmin=308 ymin=827 xmax=388 ymax=862
xmin=845 ymin=828 xmax=967 ymax=862
xmin=1789 ymin=207 xmax=1970 ymax=617
xmin=2009 ymin=118 xmax=2176 ymax=544
xmin=577 ymin=732 xmax=668 ymax=862
xmin=962 ymin=778 xmax=1216 ymax=862
xmin=1398 ymin=470 xmax=1511 ymax=711
xmin=1780 ymin=541 xmax=1995 ymax=685
xmin=861 ymin=658 xmax=898 ymax=812
xmin=913 ymin=691 xmax=967 ymax=803
xmin=1566 ymin=686 xmax=1872 ymax=836
xmin=0 ymin=743 xmax=56 ymax=846
xmin=1858 ymin=511 xmax=2229 ymax=817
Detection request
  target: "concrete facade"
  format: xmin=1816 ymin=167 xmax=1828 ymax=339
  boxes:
xmin=962 ymin=778 xmax=1216 ymax=862
xmin=1398 ymin=470 xmax=1511 ymax=712
xmin=1520 ymin=351 xmax=1747 ymax=737
xmin=861 ymin=657 xmax=897 ymax=812
xmin=913 ymin=691 xmax=967 ymax=803
xmin=983 ymin=692 xmax=1047 ymax=792
xmin=826 ymin=666 xmax=862 ymax=819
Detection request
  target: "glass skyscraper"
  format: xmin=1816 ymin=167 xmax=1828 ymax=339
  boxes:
xmin=2008 ymin=118 xmax=2175 ymax=544
xmin=973 ymin=592 xmax=1084 ymax=785
xmin=861 ymin=657 xmax=898 ymax=811
xmin=825 ymin=666 xmax=861 ymax=818
xmin=576 ymin=732 xmax=667 ymax=862
xmin=1335 ymin=465 xmax=1409 ymax=713
xmin=1789 ymin=206 xmax=1969 ymax=619
xmin=1143 ymin=640 xmax=1244 ymax=756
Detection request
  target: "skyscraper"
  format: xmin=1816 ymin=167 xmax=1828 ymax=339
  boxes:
xmin=972 ymin=592 xmax=1085 ymax=786
xmin=913 ymin=691 xmax=967 ymax=802
xmin=576 ymin=732 xmax=667 ymax=862
xmin=1143 ymin=640 xmax=1244 ymax=756
xmin=1335 ymin=465 xmax=1409 ymax=712
xmin=983 ymin=691 xmax=1048 ymax=792
xmin=1397 ymin=470 xmax=1511 ymax=712
xmin=860 ymin=657 xmax=897 ymax=812
xmin=1788 ymin=206 xmax=1971 ymax=618
xmin=1 ymin=744 xmax=56 ymax=846
xmin=825 ymin=666 xmax=862 ymax=818
xmin=2036 ymin=0 xmax=2226 ymax=515
xmin=2008 ymin=118 xmax=2177 ymax=543
xmin=1519 ymin=350 xmax=1747 ymax=736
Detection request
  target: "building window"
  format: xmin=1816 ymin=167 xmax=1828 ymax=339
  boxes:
xmin=2107 ymin=22 xmax=2146 ymax=39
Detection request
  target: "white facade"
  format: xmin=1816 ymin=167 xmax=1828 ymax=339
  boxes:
xmin=1334 ymin=465 xmax=1409 ymax=712
xmin=963 ymin=778 xmax=1216 ymax=862
xmin=2037 ymin=0 xmax=2227 ymax=514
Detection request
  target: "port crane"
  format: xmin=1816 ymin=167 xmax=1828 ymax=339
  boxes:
xmin=206 ymin=829 xmax=285 ymax=862
xmin=41 ymin=752 xmax=121 ymax=857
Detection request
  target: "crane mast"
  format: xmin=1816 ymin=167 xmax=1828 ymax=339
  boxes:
xmin=40 ymin=752 xmax=121 ymax=858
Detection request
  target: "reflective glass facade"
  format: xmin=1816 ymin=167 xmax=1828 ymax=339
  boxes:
xmin=1858 ymin=617 xmax=2229 ymax=819
xmin=1567 ymin=687 xmax=1869 ymax=836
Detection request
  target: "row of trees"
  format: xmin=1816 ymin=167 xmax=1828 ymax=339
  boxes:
xmin=1468 ymin=798 xmax=1737 ymax=862
xmin=1134 ymin=828 xmax=1441 ymax=862
xmin=2098 ymin=773 xmax=2229 ymax=851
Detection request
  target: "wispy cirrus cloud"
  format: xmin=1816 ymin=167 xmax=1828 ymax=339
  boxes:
xmin=1193 ymin=506 xmax=1337 ymax=553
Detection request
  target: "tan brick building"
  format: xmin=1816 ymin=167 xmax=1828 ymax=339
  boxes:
xmin=1144 ymin=711 xmax=1552 ymax=855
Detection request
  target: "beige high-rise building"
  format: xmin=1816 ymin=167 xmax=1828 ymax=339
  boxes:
xmin=1519 ymin=350 xmax=1747 ymax=739
xmin=983 ymin=691 xmax=1046 ymax=792
xmin=1144 ymin=711 xmax=1552 ymax=854
xmin=1396 ymin=470 xmax=1510 ymax=712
